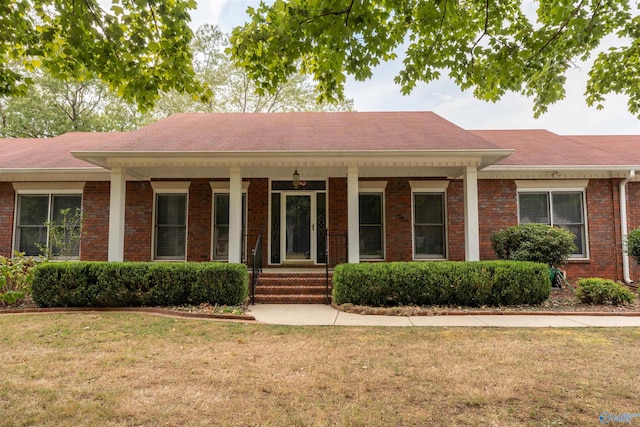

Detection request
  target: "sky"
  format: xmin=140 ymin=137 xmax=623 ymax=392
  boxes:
xmin=193 ymin=0 xmax=639 ymax=135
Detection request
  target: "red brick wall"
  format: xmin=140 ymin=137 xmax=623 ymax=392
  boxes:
xmin=187 ymin=179 xmax=211 ymax=261
xmin=247 ymin=178 xmax=269 ymax=266
xmin=479 ymin=179 xmax=518 ymax=260
xmin=81 ymin=182 xmax=109 ymax=260
xmin=124 ymin=181 xmax=153 ymax=261
xmin=447 ymin=180 xmax=465 ymax=261
xmin=561 ymin=179 xmax=619 ymax=281
xmin=383 ymin=178 xmax=412 ymax=261
xmin=0 ymin=182 xmax=15 ymax=257
xmin=328 ymin=178 xmax=348 ymax=233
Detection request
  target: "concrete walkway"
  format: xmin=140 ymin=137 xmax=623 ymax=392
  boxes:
xmin=248 ymin=304 xmax=640 ymax=327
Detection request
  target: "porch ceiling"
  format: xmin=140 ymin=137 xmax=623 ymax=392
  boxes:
xmin=71 ymin=150 xmax=513 ymax=179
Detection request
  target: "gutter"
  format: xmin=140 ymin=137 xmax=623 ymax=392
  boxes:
xmin=620 ymin=170 xmax=636 ymax=285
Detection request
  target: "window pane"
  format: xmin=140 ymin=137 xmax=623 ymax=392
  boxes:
xmin=157 ymin=194 xmax=186 ymax=225
xmin=17 ymin=226 xmax=47 ymax=256
xmin=51 ymin=195 xmax=82 ymax=224
xmin=156 ymin=227 xmax=186 ymax=258
xmin=155 ymin=194 xmax=186 ymax=259
xmin=18 ymin=195 xmax=48 ymax=225
xmin=215 ymin=194 xmax=230 ymax=225
xmin=360 ymin=225 xmax=383 ymax=257
xmin=359 ymin=193 xmax=382 ymax=225
xmin=552 ymin=192 xmax=583 ymax=224
xmin=519 ymin=193 xmax=550 ymax=224
xmin=414 ymin=193 xmax=444 ymax=224
xmin=414 ymin=225 xmax=445 ymax=258
xmin=214 ymin=225 xmax=229 ymax=259
xmin=558 ymin=224 xmax=585 ymax=256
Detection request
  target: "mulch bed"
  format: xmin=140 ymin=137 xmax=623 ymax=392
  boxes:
xmin=334 ymin=287 xmax=640 ymax=316
xmin=2 ymin=287 xmax=640 ymax=319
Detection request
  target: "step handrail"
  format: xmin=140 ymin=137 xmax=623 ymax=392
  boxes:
xmin=247 ymin=231 xmax=263 ymax=305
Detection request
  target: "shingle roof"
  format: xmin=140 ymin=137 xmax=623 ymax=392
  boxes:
xmin=470 ymin=130 xmax=640 ymax=167
xmin=0 ymin=133 xmax=120 ymax=169
xmin=96 ymin=112 xmax=497 ymax=152
xmin=0 ymin=113 xmax=638 ymax=171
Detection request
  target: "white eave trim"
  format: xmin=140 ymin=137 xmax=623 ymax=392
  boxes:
xmin=0 ymin=168 xmax=110 ymax=182
xmin=72 ymin=149 xmax=514 ymax=169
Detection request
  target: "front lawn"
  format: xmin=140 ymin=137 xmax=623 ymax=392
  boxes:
xmin=1 ymin=314 xmax=638 ymax=426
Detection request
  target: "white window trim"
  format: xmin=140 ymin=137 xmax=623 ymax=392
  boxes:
xmin=13 ymin=189 xmax=84 ymax=259
xmin=517 ymin=186 xmax=590 ymax=260
xmin=151 ymin=182 xmax=190 ymax=261
xmin=359 ymin=184 xmax=386 ymax=260
xmin=411 ymin=187 xmax=448 ymax=261
xmin=210 ymin=181 xmax=249 ymax=262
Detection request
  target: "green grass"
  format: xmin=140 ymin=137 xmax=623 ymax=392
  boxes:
xmin=0 ymin=314 xmax=639 ymax=426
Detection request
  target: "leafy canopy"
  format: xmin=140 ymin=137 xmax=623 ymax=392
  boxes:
xmin=0 ymin=0 xmax=208 ymax=111
xmin=229 ymin=0 xmax=640 ymax=118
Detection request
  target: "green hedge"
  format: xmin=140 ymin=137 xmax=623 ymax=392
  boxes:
xmin=575 ymin=278 xmax=636 ymax=305
xmin=32 ymin=262 xmax=248 ymax=308
xmin=332 ymin=261 xmax=551 ymax=307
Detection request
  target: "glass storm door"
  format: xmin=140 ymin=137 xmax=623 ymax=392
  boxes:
xmin=284 ymin=194 xmax=313 ymax=261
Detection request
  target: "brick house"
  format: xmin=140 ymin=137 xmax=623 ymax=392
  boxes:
xmin=1 ymin=112 xmax=639 ymax=286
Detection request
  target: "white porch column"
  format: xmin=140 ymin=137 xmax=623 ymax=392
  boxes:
xmin=347 ymin=165 xmax=360 ymax=263
xmin=108 ymin=167 xmax=126 ymax=261
xmin=228 ymin=167 xmax=243 ymax=263
xmin=463 ymin=165 xmax=480 ymax=261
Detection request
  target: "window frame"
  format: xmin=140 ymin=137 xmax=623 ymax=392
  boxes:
xmin=516 ymin=181 xmax=589 ymax=260
xmin=358 ymin=181 xmax=386 ymax=260
xmin=210 ymin=182 xmax=249 ymax=262
xmin=410 ymin=181 xmax=449 ymax=261
xmin=13 ymin=183 xmax=84 ymax=259
xmin=151 ymin=182 xmax=190 ymax=261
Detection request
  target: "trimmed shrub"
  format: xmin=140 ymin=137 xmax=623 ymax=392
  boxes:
xmin=575 ymin=278 xmax=636 ymax=305
xmin=32 ymin=262 xmax=248 ymax=308
xmin=626 ymin=227 xmax=640 ymax=266
xmin=491 ymin=224 xmax=576 ymax=268
xmin=332 ymin=261 xmax=551 ymax=307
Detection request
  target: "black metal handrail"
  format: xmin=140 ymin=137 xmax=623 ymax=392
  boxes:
xmin=245 ymin=231 xmax=263 ymax=305
xmin=324 ymin=229 xmax=348 ymax=304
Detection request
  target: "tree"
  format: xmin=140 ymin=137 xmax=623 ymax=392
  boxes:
xmin=153 ymin=24 xmax=353 ymax=117
xmin=1 ymin=0 xmax=207 ymax=111
xmin=229 ymin=0 xmax=640 ymax=118
xmin=0 ymin=74 xmax=150 ymax=137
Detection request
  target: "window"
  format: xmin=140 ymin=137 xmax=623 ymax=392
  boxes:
xmin=212 ymin=193 xmax=247 ymax=261
xmin=15 ymin=194 xmax=82 ymax=257
xmin=413 ymin=192 xmax=446 ymax=259
xmin=154 ymin=193 xmax=187 ymax=260
xmin=359 ymin=192 xmax=384 ymax=259
xmin=518 ymin=191 xmax=587 ymax=257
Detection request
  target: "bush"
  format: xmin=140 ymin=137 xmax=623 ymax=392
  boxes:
xmin=332 ymin=261 xmax=551 ymax=307
xmin=0 ymin=253 xmax=39 ymax=306
xmin=491 ymin=224 xmax=577 ymax=268
xmin=575 ymin=278 xmax=636 ymax=305
xmin=626 ymin=227 xmax=640 ymax=266
xmin=32 ymin=262 xmax=248 ymax=308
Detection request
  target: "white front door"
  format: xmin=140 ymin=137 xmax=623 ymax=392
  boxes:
xmin=282 ymin=193 xmax=315 ymax=262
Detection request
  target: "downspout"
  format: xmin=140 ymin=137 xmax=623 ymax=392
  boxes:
xmin=620 ymin=170 xmax=636 ymax=285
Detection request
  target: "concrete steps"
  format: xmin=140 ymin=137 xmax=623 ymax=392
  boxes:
xmin=251 ymin=271 xmax=332 ymax=304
